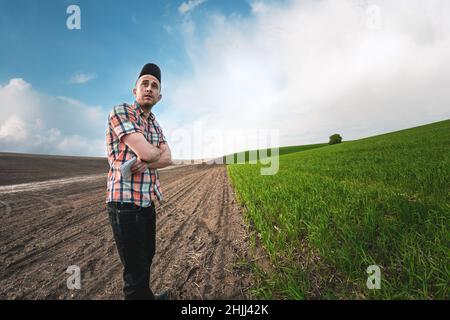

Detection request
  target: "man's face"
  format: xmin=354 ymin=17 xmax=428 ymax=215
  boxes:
xmin=133 ymin=75 xmax=162 ymax=109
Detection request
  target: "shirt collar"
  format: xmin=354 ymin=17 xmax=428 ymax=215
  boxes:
xmin=134 ymin=101 xmax=155 ymax=121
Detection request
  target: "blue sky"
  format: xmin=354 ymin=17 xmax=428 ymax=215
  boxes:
xmin=0 ymin=0 xmax=250 ymax=108
xmin=1 ymin=0 xmax=449 ymax=158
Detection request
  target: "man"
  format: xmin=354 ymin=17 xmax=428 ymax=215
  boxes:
xmin=105 ymin=63 xmax=172 ymax=300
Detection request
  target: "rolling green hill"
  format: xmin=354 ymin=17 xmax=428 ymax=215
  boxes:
xmin=228 ymin=119 xmax=450 ymax=299
xmin=223 ymin=143 xmax=327 ymax=163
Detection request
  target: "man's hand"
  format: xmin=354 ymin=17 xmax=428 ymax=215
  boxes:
xmin=131 ymin=144 xmax=172 ymax=174
xmin=148 ymin=143 xmax=172 ymax=169
xmin=130 ymin=157 xmax=149 ymax=175
xmin=122 ymin=133 xmax=161 ymax=163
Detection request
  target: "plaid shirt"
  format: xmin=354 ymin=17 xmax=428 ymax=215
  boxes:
xmin=106 ymin=102 xmax=167 ymax=207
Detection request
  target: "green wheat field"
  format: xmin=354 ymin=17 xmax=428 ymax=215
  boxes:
xmin=227 ymin=119 xmax=450 ymax=299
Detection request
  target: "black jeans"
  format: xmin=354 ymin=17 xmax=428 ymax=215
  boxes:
xmin=107 ymin=201 xmax=156 ymax=300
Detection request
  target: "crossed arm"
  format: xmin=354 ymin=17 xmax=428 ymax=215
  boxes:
xmin=147 ymin=143 xmax=172 ymax=169
xmin=122 ymin=132 xmax=173 ymax=174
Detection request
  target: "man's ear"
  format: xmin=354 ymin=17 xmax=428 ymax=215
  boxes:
xmin=157 ymin=94 xmax=162 ymax=102
xmin=132 ymin=87 xmax=137 ymax=97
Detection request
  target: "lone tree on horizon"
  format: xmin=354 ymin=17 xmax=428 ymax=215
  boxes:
xmin=329 ymin=134 xmax=343 ymax=145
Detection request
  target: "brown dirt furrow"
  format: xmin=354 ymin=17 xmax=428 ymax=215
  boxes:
xmin=0 ymin=162 xmax=255 ymax=300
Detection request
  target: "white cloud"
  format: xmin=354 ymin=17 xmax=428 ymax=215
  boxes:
xmin=163 ymin=24 xmax=173 ymax=34
xmin=0 ymin=78 xmax=107 ymax=157
xmin=178 ymin=0 xmax=207 ymax=15
xmin=69 ymin=72 xmax=97 ymax=84
xmin=0 ymin=115 xmax=28 ymax=142
xmin=163 ymin=0 xmax=450 ymax=159
xmin=250 ymin=1 xmax=269 ymax=14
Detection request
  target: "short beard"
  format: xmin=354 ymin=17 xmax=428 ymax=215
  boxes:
xmin=139 ymin=101 xmax=154 ymax=111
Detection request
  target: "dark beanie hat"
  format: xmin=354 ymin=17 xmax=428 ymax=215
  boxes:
xmin=138 ymin=63 xmax=161 ymax=84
